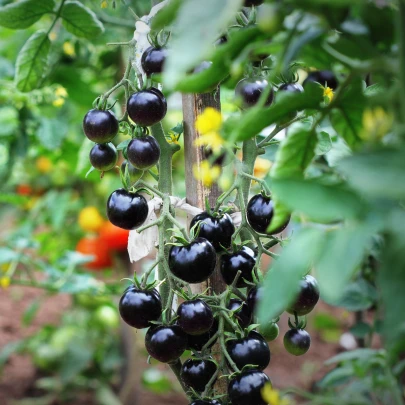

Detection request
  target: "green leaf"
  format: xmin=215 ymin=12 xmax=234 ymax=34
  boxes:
xmin=335 ymin=279 xmax=378 ymax=311
xmin=266 ymin=197 xmax=290 ymax=234
xmin=315 ymin=130 xmax=332 ymax=155
xmin=37 ymin=117 xmax=68 ymax=150
xmin=0 ymin=247 xmax=18 ymax=264
xmin=257 ymin=228 xmax=324 ymax=323
xmin=271 ymin=178 xmax=365 ymax=223
xmin=96 ymin=386 xmax=122 ymax=405
xmin=338 ymin=148 xmax=405 ymax=200
xmin=22 ymin=298 xmax=41 ymax=326
xmin=229 ymin=82 xmax=323 ymax=142
xmin=15 ymin=30 xmax=51 ymax=92
xmin=270 ymin=123 xmax=317 ymax=178
xmin=61 ymin=1 xmax=104 ymax=39
xmin=163 ymin=0 xmax=243 ymax=90
xmin=151 ymin=0 xmax=182 ymax=30
xmin=350 ymin=322 xmax=372 ymax=338
xmin=0 ymin=340 xmax=25 ymax=372
xmin=317 ymin=365 xmax=353 ymax=389
xmin=330 ymin=80 xmax=365 ymax=149
xmin=325 ymin=348 xmax=379 ymax=365
xmin=0 ymin=0 xmax=55 ymax=29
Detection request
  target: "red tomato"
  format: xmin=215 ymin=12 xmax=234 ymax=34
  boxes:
xmin=99 ymin=221 xmax=129 ymax=251
xmin=76 ymin=237 xmax=112 ymax=270
xmin=16 ymin=184 xmax=33 ymax=196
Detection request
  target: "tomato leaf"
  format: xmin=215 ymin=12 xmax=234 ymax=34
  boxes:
xmin=0 ymin=0 xmax=55 ymax=29
xmin=315 ymin=130 xmax=332 ymax=155
xmin=61 ymin=1 xmax=104 ymax=39
xmin=270 ymin=122 xmax=317 ymax=178
xmin=15 ymin=30 xmax=51 ymax=92
xmin=266 ymin=197 xmax=290 ymax=234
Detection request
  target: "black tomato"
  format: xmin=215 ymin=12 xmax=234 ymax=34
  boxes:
xmin=141 ymin=46 xmax=167 ymax=76
xmin=127 ymin=89 xmax=167 ymax=127
xmin=190 ymin=211 xmax=235 ymax=251
xmin=244 ymin=0 xmax=263 ymax=6
xmin=106 ymin=188 xmax=148 ymax=230
xmin=180 ymin=358 xmax=217 ymax=392
xmin=177 ymin=299 xmax=214 ymax=336
xmin=127 ymin=135 xmax=161 ymax=170
xmin=149 ymin=87 xmax=168 ymax=115
xmin=235 ymin=78 xmax=274 ymax=109
xmin=228 ymin=369 xmax=271 ymax=405
xmin=89 ymin=143 xmax=118 ymax=171
xmin=246 ymin=285 xmax=262 ymax=314
xmin=190 ymin=401 xmax=221 ymax=405
xmin=121 ymin=160 xmax=143 ymax=183
xmin=226 ymin=330 xmax=270 ymax=371
xmin=247 ymin=194 xmax=290 ymax=235
xmin=83 ymin=109 xmax=119 ymax=143
xmin=278 ymin=82 xmax=304 ymax=94
xmin=227 ymin=298 xmax=252 ymax=329
xmin=187 ymin=318 xmax=219 ymax=351
xmin=303 ymin=70 xmax=338 ymax=90
xmin=169 ymin=237 xmax=216 ymax=283
xmin=220 ymin=246 xmax=256 ymax=287
xmin=259 ymin=322 xmax=279 ymax=341
xmin=145 ymin=325 xmax=188 ymax=363
xmin=284 ymin=328 xmax=311 ymax=356
xmin=119 ymin=286 xmax=162 ymax=328
xmin=287 ymin=275 xmax=320 ymax=316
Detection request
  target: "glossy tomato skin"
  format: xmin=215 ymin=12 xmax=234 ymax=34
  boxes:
xmin=177 ymin=299 xmax=214 ymax=335
xmin=169 ymin=237 xmax=216 ymax=283
xmin=119 ymin=286 xmax=162 ymax=328
xmin=228 ymin=370 xmax=271 ymax=405
xmin=220 ymin=246 xmax=256 ymax=287
xmin=83 ymin=109 xmax=118 ymax=143
xmin=227 ymin=299 xmax=252 ymax=329
xmin=187 ymin=318 xmax=219 ymax=351
xmin=246 ymin=285 xmax=262 ymax=314
xmin=226 ymin=331 xmax=270 ymax=370
xmin=190 ymin=212 xmax=235 ymax=251
xmin=89 ymin=143 xmax=118 ymax=171
xmin=287 ymin=275 xmax=320 ymax=316
xmin=99 ymin=221 xmax=129 ymax=251
xmin=303 ymin=70 xmax=338 ymax=90
xmin=235 ymin=78 xmax=274 ymax=109
xmin=278 ymin=82 xmax=304 ymax=94
xmin=247 ymin=194 xmax=290 ymax=235
xmin=141 ymin=46 xmax=167 ymax=76
xmin=106 ymin=189 xmax=148 ymax=230
xmin=180 ymin=358 xmax=217 ymax=392
xmin=127 ymin=89 xmax=167 ymax=127
xmin=244 ymin=0 xmax=263 ymax=5
xmin=76 ymin=237 xmax=112 ymax=270
xmin=145 ymin=325 xmax=188 ymax=363
xmin=284 ymin=328 xmax=311 ymax=356
xmin=127 ymin=136 xmax=161 ymax=170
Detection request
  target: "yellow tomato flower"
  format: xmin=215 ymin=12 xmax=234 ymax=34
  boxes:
xmin=194 ymin=131 xmax=224 ymax=154
xmin=322 ymin=86 xmax=334 ymax=102
xmin=78 ymin=206 xmax=105 ymax=233
xmin=261 ymin=383 xmax=290 ymax=405
xmin=63 ymin=41 xmax=76 ymax=57
xmin=55 ymin=86 xmax=68 ymax=98
xmin=193 ymin=160 xmax=221 ymax=187
xmin=36 ymin=156 xmax=53 ymax=173
xmin=101 ymin=0 xmax=108 ymax=8
xmin=0 ymin=277 xmax=10 ymax=289
xmin=167 ymin=132 xmax=180 ymax=145
xmin=254 ymin=157 xmax=272 ymax=179
xmin=361 ymin=107 xmax=393 ymax=141
xmin=52 ymin=98 xmax=65 ymax=108
xmin=195 ymin=107 xmax=222 ymax=135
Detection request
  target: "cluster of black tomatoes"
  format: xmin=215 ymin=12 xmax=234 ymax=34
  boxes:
xmin=118 ymin=199 xmax=320 ymax=404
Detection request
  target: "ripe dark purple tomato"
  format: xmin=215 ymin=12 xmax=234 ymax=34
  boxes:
xmin=226 ymin=331 xmax=270 ymax=370
xmin=83 ymin=109 xmax=119 ymax=143
xmin=187 ymin=318 xmax=219 ymax=351
xmin=284 ymin=328 xmax=311 ymax=356
xmin=287 ymin=275 xmax=320 ymax=316
xmin=227 ymin=298 xmax=252 ymax=329
xmin=278 ymin=82 xmax=304 ymax=93
xmin=220 ymin=246 xmax=256 ymax=287
xmin=127 ymin=89 xmax=167 ymax=127
xmin=119 ymin=286 xmax=162 ymax=328
xmin=247 ymin=194 xmax=290 ymax=235
xmin=127 ymin=135 xmax=161 ymax=170
xmin=180 ymin=358 xmax=217 ymax=392
xmin=228 ymin=369 xmax=271 ymax=405
xmin=169 ymin=238 xmax=216 ymax=283
xmin=141 ymin=46 xmax=167 ymax=76
xmin=246 ymin=285 xmax=262 ymax=314
xmin=177 ymin=299 xmax=214 ymax=336
xmin=145 ymin=325 xmax=188 ymax=363
xmin=89 ymin=143 xmax=118 ymax=171
xmin=244 ymin=0 xmax=263 ymax=6
xmin=190 ymin=212 xmax=235 ymax=251
xmin=107 ymin=189 xmax=148 ymax=230
xmin=235 ymin=78 xmax=274 ymax=109
xmin=303 ymin=70 xmax=338 ymax=90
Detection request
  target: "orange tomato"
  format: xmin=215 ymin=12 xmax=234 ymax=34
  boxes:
xmin=76 ymin=237 xmax=112 ymax=270
xmin=99 ymin=221 xmax=130 ymax=251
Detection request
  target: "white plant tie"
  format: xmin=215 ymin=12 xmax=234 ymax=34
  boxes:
xmin=127 ymin=196 xmax=242 ymax=263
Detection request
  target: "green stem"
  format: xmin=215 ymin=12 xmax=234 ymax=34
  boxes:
xmin=397 ymin=1 xmax=405 ymax=134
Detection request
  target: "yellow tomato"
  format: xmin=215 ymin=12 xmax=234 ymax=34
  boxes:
xmin=78 ymin=206 xmax=105 ymax=232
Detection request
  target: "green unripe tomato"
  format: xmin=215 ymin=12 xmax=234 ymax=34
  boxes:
xmin=257 ymin=4 xmax=283 ymax=35
xmin=259 ymin=322 xmax=279 ymax=341
xmin=94 ymin=305 xmax=120 ymax=329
